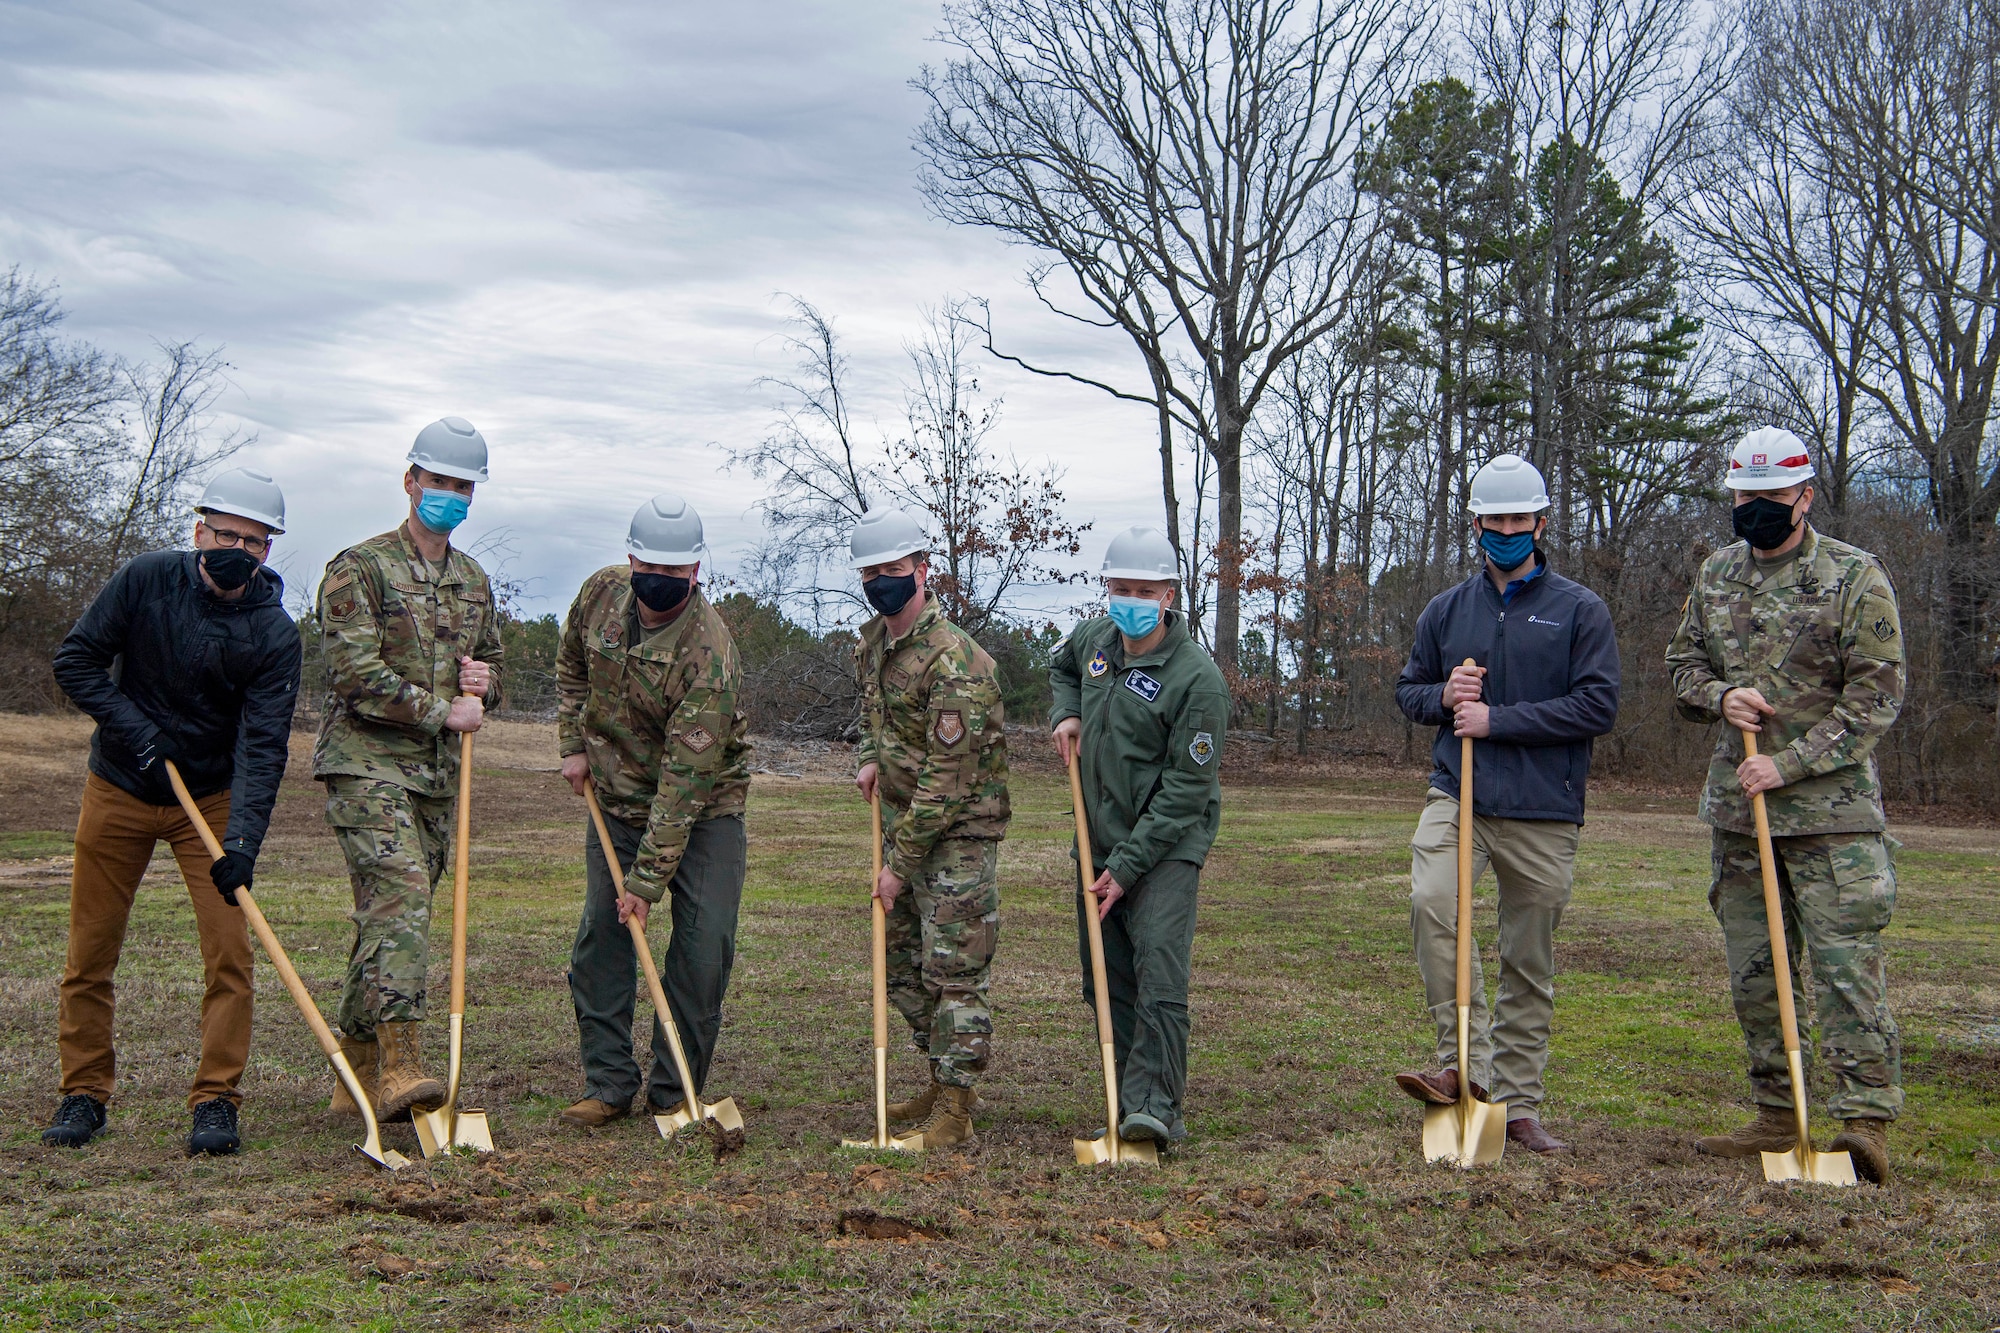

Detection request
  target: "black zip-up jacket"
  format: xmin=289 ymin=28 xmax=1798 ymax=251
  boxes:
xmin=53 ymin=550 xmax=302 ymax=859
xmin=1395 ymin=554 xmax=1620 ymax=822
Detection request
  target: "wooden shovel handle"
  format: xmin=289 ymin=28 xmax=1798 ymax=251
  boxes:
xmin=1068 ymin=753 xmax=1117 ymax=1049
xmin=163 ymin=761 xmax=342 ymax=1066
xmin=581 ymin=784 xmax=704 ymax=1103
xmin=1456 ymin=660 xmax=1476 ymax=1009
xmin=450 ymin=718 xmax=473 ymax=1017
xmin=870 ymin=793 xmax=888 ymax=1052
xmin=1740 ymin=731 xmax=1804 ymax=1054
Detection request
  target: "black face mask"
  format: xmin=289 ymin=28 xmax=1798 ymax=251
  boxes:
xmin=1732 ymin=496 xmax=1801 ymax=552
xmin=201 ymin=547 xmax=260 ymax=592
xmin=631 ymin=572 xmax=691 ymax=613
xmin=863 ymin=572 xmax=919 ymax=617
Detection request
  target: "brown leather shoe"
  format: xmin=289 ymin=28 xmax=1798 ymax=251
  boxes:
xmin=560 ymin=1097 xmax=631 ymax=1129
xmin=1506 ymin=1116 xmax=1570 ymax=1153
xmin=1393 ymin=1068 xmax=1491 ymax=1106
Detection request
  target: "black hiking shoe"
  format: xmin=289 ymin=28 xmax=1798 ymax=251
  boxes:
xmin=42 ymin=1094 xmax=107 ymax=1148
xmin=187 ymin=1098 xmax=241 ymax=1157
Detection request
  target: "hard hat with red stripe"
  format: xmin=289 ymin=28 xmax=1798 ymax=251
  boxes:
xmin=1726 ymin=427 xmax=1815 ymax=490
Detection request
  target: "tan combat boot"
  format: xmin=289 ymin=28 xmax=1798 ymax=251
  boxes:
xmin=888 ymin=1072 xmax=981 ymax=1125
xmin=907 ymin=1084 xmax=978 ymax=1150
xmin=1829 ymin=1117 xmax=1890 ymax=1185
xmin=1697 ymin=1105 xmax=1798 ymax=1158
xmin=328 ymin=1034 xmax=378 ymax=1118
xmin=374 ymin=1021 xmax=446 ymax=1122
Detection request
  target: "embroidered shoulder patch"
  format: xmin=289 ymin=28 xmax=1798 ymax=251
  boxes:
xmin=1872 ymin=616 xmax=1896 ymax=642
xmin=1189 ymin=732 xmax=1215 ymax=765
xmin=1124 ymin=669 xmax=1162 ymax=702
xmin=1086 ymin=649 xmax=1109 ymax=678
xmin=680 ymin=725 xmax=715 ymax=754
xmin=934 ymin=710 xmax=966 ymax=746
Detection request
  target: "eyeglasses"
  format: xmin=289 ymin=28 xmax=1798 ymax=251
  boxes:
xmin=204 ymin=525 xmax=271 ymax=557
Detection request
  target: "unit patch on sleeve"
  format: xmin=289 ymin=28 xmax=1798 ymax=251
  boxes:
xmin=1124 ymin=669 xmax=1162 ymax=702
xmin=1188 ymin=732 xmax=1215 ymax=766
xmin=1086 ymin=649 xmax=1109 ymax=678
xmin=680 ymin=725 xmax=715 ymax=754
xmin=934 ymin=710 xmax=966 ymax=746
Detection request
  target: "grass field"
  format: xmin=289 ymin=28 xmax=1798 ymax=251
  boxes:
xmin=0 ymin=713 xmax=1996 ymax=1331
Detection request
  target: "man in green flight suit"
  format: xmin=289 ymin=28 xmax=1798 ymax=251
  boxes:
xmin=851 ymin=507 xmax=1011 ymax=1150
xmin=1049 ymin=527 xmax=1229 ymax=1147
xmin=555 ymin=493 xmax=751 ymax=1129
xmin=1667 ymin=428 xmax=1906 ymax=1184
xmin=315 ymin=417 xmax=503 ymax=1123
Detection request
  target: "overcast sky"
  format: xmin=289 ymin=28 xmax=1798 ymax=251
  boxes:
xmin=0 ymin=0 xmax=1167 ymax=618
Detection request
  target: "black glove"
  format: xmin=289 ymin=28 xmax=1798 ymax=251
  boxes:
xmin=133 ymin=731 xmax=181 ymax=773
xmin=210 ymin=851 xmax=254 ymax=906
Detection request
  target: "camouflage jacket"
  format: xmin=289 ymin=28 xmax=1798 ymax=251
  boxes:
xmin=854 ymin=595 xmax=1010 ymax=879
xmin=557 ymin=569 xmax=750 ymax=902
xmin=1666 ymin=526 xmax=1904 ymax=836
xmin=314 ymin=522 xmax=505 ymax=796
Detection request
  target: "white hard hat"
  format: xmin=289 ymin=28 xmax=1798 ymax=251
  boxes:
xmin=1100 ymin=526 xmax=1178 ymax=581
xmin=196 ymin=467 xmax=286 ymax=534
xmin=848 ymin=507 xmax=929 ymax=569
xmin=1467 ymin=454 xmax=1551 ymax=515
xmin=626 ymin=493 xmax=707 ymax=565
xmin=407 ymin=416 xmax=491 ymax=483
xmin=1726 ymin=427 xmax=1815 ymax=489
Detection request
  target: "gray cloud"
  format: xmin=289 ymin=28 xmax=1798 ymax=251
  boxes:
xmin=1 ymin=0 xmax=1171 ymax=618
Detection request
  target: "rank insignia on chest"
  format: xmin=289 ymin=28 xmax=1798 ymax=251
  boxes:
xmin=1188 ymin=731 xmax=1214 ymax=766
xmin=680 ymin=725 xmax=715 ymax=754
xmin=1087 ymin=650 xmax=1109 ymax=678
xmin=602 ymin=624 xmax=621 ymax=647
xmin=934 ymin=710 xmax=966 ymax=746
xmin=1124 ymin=669 xmax=1162 ymax=701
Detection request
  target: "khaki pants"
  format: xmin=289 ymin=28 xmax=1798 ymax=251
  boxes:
xmin=1410 ymin=788 xmax=1578 ymax=1122
xmin=59 ymin=772 xmax=253 ymax=1108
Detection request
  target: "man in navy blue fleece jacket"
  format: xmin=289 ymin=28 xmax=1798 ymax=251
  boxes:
xmin=1389 ymin=455 xmax=1620 ymax=1154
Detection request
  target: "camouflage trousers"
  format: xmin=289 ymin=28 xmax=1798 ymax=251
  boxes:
xmin=883 ymin=836 xmax=999 ymax=1089
xmin=1710 ymin=829 xmax=1903 ymax=1121
xmin=327 ymin=776 xmax=455 ymax=1038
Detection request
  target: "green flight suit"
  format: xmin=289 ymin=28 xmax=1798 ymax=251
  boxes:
xmin=1666 ymin=525 xmax=1906 ymax=1121
xmin=1050 ymin=610 xmax=1228 ymax=1137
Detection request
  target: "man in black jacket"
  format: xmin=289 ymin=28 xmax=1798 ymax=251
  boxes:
xmin=1390 ymin=454 xmax=1620 ymax=1154
xmin=44 ymin=468 xmax=301 ymax=1157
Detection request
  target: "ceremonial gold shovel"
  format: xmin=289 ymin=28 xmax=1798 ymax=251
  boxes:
xmin=1068 ymin=752 xmax=1157 ymax=1167
xmin=416 ymin=722 xmax=493 ymax=1156
xmin=583 ymin=785 xmax=743 ymax=1138
xmin=842 ymin=792 xmax=921 ymax=1152
xmin=1741 ymin=730 xmax=1856 ymax=1187
xmin=1422 ymin=695 xmax=1507 ymax=1169
xmin=165 ymin=761 xmax=408 ymax=1171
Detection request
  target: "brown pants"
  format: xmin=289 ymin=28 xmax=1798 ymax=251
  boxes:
xmin=59 ymin=772 xmax=254 ymax=1108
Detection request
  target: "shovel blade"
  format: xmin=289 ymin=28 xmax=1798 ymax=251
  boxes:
xmin=1073 ymin=1134 xmax=1160 ymax=1167
xmin=1422 ymin=1098 xmax=1507 ymax=1168
xmin=356 ymin=1141 xmax=411 ymax=1171
xmin=451 ymin=1110 xmax=494 ymax=1153
xmin=654 ymin=1096 xmax=746 ymax=1138
xmin=1761 ymin=1145 xmax=1857 ymax=1187
xmin=840 ymin=1134 xmax=924 ymax=1152
xmin=412 ymin=1108 xmax=451 ymax=1159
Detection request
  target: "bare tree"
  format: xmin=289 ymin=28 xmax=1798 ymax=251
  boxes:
xmin=108 ymin=341 xmax=247 ymax=566
xmin=915 ymin=0 xmax=1431 ymax=673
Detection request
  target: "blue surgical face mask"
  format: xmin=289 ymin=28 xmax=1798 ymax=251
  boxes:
xmin=415 ymin=487 xmax=470 ymax=534
xmin=1479 ymin=527 xmax=1537 ymax=571
xmin=1107 ymin=594 xmax=1164 ymax=638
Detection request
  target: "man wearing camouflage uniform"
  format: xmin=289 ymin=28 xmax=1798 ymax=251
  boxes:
xmin=851 ymin=508 xmax=1010 ymax=1150
xmin=1667 ymin=428 xmax=1905 ymax=1184
xmin=1050 ymin=527 xmax=1230 ymax=1148
xmin=315 ymin=417 xmax=503 ymax=1123
xmin=555 ymin=494 xmax=750 ymax=1129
